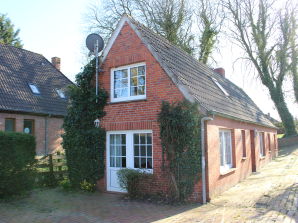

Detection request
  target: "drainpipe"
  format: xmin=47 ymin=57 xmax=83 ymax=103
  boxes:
xmin=201 ymin=116 xmax=213 ymax=204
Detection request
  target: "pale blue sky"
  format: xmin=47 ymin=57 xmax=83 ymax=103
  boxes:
xmin=1 ymin=0 xmax=297 ymax=120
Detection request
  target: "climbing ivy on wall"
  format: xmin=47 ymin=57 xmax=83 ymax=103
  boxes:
xmin=62 ymin=59 xmax=108 ymax=189
xmin=158 ymin=100 xmax=201 ymax=201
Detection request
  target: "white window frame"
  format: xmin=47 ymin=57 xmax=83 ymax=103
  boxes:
xmin=106 ymin=130 xmax=153 ymax=173
xmin=219 ymin=129 xmax=233 ymax=173
xmin=259 ymin=132 xmax=265 ymax=157
xmin=110 ymin=62 xmax=146 ymax=103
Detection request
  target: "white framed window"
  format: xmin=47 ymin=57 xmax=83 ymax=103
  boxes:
xmin=211 ymin=77 xmax=229 ymax=96
xmin=28 ymin=83 xmax=40 ymax=94
xmin=259 ymin=132 xmax=265 ymax=157
xmin=111 ymin=63 xmax=146 ymax=102
xmin=219 ymin=129 xmax=233 ymax=173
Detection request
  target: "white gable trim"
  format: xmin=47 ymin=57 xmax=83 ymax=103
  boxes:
xmin=102 ymin=15 xmax=130 ymax=62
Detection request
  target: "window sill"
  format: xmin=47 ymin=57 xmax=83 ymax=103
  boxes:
xmin=109 ymin=98 xmax=147 ymax=104
xmin=220 ymin=168 xmax=236 ymax=176
xmin=241 ymin=157 xmax=247 ymax=161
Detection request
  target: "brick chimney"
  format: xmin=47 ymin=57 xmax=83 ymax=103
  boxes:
xmin=51 ymin=57 xmax=61 ymax=70
xmin=214 ymin=67 xmax=225 ymax=77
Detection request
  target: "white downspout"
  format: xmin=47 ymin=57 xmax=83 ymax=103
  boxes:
xmin=201 ymin=116 xmax=213 ymax=204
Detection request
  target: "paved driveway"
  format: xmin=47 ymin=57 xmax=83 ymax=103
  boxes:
xmin=0 ymin=145 xmax=297 ymax=223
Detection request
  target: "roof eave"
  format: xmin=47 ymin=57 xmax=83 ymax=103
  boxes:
xmin=209 ymin=110 xmax=278 ymax=130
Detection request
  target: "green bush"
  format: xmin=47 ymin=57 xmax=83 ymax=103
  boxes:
xmin=117 ymin=169 xmax=150 ymax=198
xmin=0 ymin=131 xmax=36 ymax=198
xmin=62 ymin=59 xmax=108 ymax=189
xmin=59 ymin=178 xmax=72 ymax=191
xmin=80 ymin=180 xmax=96 ymax=192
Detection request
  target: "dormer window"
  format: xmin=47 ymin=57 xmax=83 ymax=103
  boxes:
xmin=56 ymin=89 xmax=66 ymax=99
xmin=29 ymin=84 xmax=40 ymax=94
xmin=211 ymin=77 xmax=229 ymax=96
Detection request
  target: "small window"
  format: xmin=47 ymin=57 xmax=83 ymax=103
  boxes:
xmin=241 ymin=130 xmax=246 ymax=158
xmin=259 ymin=132 xmax=265 ymax=157
xmin=211 ymin=77 xmax=229 ymax=96
xmin=56 ymin=89 xmax=66 ymax=99
xmin=219 ymin=129 xmax=233 ymax=173
xmin=29 ymin=84 xmax=40 ymax=94
xmin=5 ymin=118 xmax=15 ymax=132
xmin=23 ymin=119 xmax=34 ymax=135
xmin=111 ymin=63 xmax=146 ymax=102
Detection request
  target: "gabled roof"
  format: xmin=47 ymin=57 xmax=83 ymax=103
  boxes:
xmin=0 ymin=44 xmax=73 ymax=116
xmin=102 ymin=15 xmax=275 ymax=128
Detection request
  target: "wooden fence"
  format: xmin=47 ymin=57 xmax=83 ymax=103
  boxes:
xmin=36 ymin=151 xmax=68 ymax=180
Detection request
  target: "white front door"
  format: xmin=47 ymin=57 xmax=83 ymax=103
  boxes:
xmin=106 ymin=130 xmax=153 ymax=192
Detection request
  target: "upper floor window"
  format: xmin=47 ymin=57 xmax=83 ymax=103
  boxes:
xmin=219 ymin=129 xmax=233 ymax=173
xmin=28 ymin=84 xmax=40 ymax=94
xmin=111 ymin=63 xmax=146 ymax=102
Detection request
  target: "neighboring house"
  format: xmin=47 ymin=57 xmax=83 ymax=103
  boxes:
xmin=97 ymin=15 xmax=278 ymax=202
xmin=0 ymin=44 xmax=73 ymax=155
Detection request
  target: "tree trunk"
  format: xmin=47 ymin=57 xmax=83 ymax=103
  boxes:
xmin=269 ymin=87 xmax=297 ymax=136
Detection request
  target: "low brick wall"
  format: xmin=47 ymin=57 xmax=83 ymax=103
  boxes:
xmin=278 ymin=135 xmax=298 ymax=147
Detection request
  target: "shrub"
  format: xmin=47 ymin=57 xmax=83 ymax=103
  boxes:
xmin=158 ymin=100 xmax=201 ymax=201
xmin=59 ymin=178 xmax=72 ymax=191
xmin=0 ymin=131 xmax=36 ymax=198
xmin=117 ymin=169 xmax=150 ymax=198
xmin=80 ymin=180 xmax=96 ymax=192
xmin=62 ymin=59 xmax=107 ymax=189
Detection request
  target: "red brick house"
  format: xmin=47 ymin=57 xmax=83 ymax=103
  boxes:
xmin=0 ymin=44 xmax=73 ymax=155
xmin=97 ymin=15 xmax=278 ymax=202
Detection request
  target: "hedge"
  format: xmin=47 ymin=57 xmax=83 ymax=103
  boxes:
xmin=0 ymin=131 xmax=36 ymax=198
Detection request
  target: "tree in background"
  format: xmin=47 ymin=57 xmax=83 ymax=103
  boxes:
xmin=62 ymin=60 xmax=108 ymax=189
xmin=0 ymin=14 xmax=23 ymax=48
xmin=85 ymin=0 xmax=223 ymax=61
xmin=224 ymin=0 xmax=297 ymax=136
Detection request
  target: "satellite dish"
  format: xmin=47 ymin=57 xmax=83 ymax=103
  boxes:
xmin=86 ymin=33 xmax=104 ymax=53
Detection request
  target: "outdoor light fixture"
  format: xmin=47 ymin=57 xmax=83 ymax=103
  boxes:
xmin=94 ymin=118 xmax=100 ymax=128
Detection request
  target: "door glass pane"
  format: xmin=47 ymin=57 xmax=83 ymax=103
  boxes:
xmin=140 ymin=134 xmax=146 ymax=144
xmin=109 ymin=134 xmax=126 ymax=168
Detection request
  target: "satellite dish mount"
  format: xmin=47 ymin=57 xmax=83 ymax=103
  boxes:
xmin=86 ymin=33 xmax=104 ymax=103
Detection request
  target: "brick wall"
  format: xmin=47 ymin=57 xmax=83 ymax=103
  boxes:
xmin=206 ymin=116 xmax=277 ymax=199
xmin=99 ymin=22 xmax=187 ymax=197
xmin=0 ymin=112 xmax=63 ymax=155
xmin=98 ymin=21 xmax=277 ymax=202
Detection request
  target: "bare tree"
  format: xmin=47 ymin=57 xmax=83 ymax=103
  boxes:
xmin=85 ymin=0 xmax=224 ymax=59
xmin=224 ymin=0 xmax=297 ymax=136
